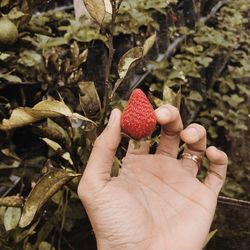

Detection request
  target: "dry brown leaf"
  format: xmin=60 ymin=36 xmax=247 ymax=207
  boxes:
xmin=83 ymin=0 xmax=106 ymax=24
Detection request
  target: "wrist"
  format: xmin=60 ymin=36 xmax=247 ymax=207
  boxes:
xmin=96 ymin=237 xmax=151 ymax=250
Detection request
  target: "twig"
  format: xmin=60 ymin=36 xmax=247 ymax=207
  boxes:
xmin=218 ymin=196 xmax=250 ymax=208
xmin=125 ymin=0 xmax=230 ymax=98
xmin=200 ymin=0 xmax=229 ymax=23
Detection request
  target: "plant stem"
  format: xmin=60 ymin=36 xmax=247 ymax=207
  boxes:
xmin=101 ymin=0 xmax=122 ymax=128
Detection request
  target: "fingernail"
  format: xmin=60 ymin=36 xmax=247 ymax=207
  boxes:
xmin=185 ymin=127 xmax=198 ymax=137
xmin=158 ymin=107 xmax=170 ymax=118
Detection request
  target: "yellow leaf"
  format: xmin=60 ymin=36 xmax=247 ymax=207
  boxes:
xmin=143 ymin=33 xmax=156 ymax=56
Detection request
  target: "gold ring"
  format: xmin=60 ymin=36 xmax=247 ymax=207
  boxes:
xmin=208 ymin=169 xmax=224 ymax=181
xmin=180 ymin=152 xmax=203 ymax=168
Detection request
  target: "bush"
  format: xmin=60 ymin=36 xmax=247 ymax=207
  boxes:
xmin=0 ymin=0 xmax=249 ymax=249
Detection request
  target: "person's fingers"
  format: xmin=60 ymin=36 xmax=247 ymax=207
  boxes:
xmin=155 ymin=104 xmax=183 ymax=157
xmin=180 ymin=124 xmax=206 ymax=176
xmin=79 ymin=109 xmax=122 ymax=187
xmin=126 ymin=140 xmax=150 ymax=155
xmin=204 ymin=146 xmax=228 ymax=195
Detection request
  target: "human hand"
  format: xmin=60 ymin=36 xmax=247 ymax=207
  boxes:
xmin=78 ymin=105 xmax=228 ymax=250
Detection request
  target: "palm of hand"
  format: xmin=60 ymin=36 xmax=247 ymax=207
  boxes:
xmin=89 ymin=154 xmax=216 ymax=250
xmin=78 ymin=107 xmax=227 ymax=250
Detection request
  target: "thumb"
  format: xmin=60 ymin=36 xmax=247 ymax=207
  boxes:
xmin=80 ymin=109 xmax=121 ymax=187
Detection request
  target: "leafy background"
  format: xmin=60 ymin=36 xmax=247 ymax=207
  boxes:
xmin=0 ymin=0 xmax=249 ymax=249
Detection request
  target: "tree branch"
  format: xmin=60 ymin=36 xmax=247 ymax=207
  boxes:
xmin=218 ymin=195 xmax=250 ymax=208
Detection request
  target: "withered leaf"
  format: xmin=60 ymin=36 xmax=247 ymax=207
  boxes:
xmin=0 ymin=73 xmax=22 ymax=83
xmin=41 ymin=138 xmax=73 ymax=165
xmin=19 ymin=169 xmax=78 ymax=228
xmin=0 ymin=100 xmax=94 ymax=131
xmin=104 ymin=0 xmax=112 ymax=14
xmin=118 ymin=46 xmax=143 ymax=79
xmin=79 ymin=81 xmax=101 ymax=119
xmin=163 ymin=85 xmax=177 ymax=106
xmin=83 ymin=0 xmax=106 ymax=25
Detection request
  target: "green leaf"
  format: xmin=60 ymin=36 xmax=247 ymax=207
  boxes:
xmin=0 ymin=52 xmax=11 ymax=60
xmin=163 ymin=85 xmax=176 ymax=105
xmin=38 ymin=241 xmax=56 ymax=250
xmin=195 ymin=56 xmax=213 ymax=67
xmin=7 ymin=7 xmax=27 ymax=20
xmin=43 ymin=37 xmax=68 ymax=47
xmin=149 ymin=94 xmax=164 ymax=108
xmin=188 ymin=91 xmax=203 ymax=102
xmin=204 ymin=229 xmax=217 ymax=246
xmin=19 ymin=169 xmax=78 ymax=228
xmin=111 ymin=157 xmax=121 ymax=177
xmin=143 ymin=33 xmax=156 ymax=56
xmin=222 ymin=94 xmax=244 ymax=107
xmin=18 ymin=50 xmax=43 ymax=68
xmin=234 ymin=123 xmax=248 ymax=131
xmin=4 ymin=207 xmax=21 ymax=231
xmin=0 ymin=0 xmax=9 ymax=7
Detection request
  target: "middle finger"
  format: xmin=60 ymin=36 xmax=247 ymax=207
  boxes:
xmin=155 ymin=104 xmax=183 ymax=158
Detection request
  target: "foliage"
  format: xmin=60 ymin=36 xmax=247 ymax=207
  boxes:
xmin=0 ymin=0 xmax=249 ymax=249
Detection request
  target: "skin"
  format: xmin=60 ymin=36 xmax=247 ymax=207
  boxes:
xmin=78 ymin=104 xmax=228 ymax=250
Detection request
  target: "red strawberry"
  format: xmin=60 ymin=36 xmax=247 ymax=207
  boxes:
xmin=121 ymin=89 xmax=157 ymax=140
